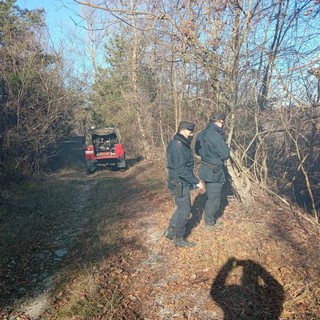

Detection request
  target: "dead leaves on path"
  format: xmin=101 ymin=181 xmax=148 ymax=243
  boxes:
xmin=3 ymin=162 xmax=320 ymax=319
xmin=113 ymin=164 xmax=320 ymax=319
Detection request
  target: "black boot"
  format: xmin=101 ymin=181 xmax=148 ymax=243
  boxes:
xmin=174 ymin=236 xmax=196 ymax=248
xmin=163 ymin=226 xmax=175 ymax=240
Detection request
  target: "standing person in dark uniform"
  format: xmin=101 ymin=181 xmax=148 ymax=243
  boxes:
xmin=195 ymin=112 xmax=230 ymax=229
xmin=165 ymin=121 xmax=204 ymax=248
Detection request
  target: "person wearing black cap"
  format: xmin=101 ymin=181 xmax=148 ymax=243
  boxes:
xmin=165 ymin=121 xmax=204 ymax=247
xmin=195 ymin=112 xmax=230 ymax=229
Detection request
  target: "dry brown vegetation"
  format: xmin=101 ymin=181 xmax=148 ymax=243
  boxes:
xmin=1 ymin=141 xmax=319 ymax=319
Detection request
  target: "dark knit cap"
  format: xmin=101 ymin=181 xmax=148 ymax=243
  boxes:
xmin=178 ymin=121 xmax=195 ymax=132
xmin=210 ymin=112 xmax=226 ymax=121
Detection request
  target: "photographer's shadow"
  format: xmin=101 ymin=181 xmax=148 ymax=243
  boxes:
xmin=211 ymin=257 xmax=284 ymax=320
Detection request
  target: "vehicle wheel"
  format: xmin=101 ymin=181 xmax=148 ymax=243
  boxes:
xmin=116 ymin=159 xmax=126 ymax=170
xmin=86 ymin=160 xmax=95 ymax=174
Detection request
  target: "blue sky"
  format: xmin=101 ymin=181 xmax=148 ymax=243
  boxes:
xmin=16 ymin=0 xmax=82 ymax=27
xmin=16 ymin=0 xmax=84 ymax=47
xmin=16 ymin=0 xmax=100 ymax=80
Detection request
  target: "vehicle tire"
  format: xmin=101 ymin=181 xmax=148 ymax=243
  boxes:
xmin=86 ymin=160 xmax=95 ymax=174
xmin=116 ymin=159 xmax=126 ymax=170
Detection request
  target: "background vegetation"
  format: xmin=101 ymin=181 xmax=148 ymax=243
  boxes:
xmin=1 ymin=0 xmax=320 ymax=221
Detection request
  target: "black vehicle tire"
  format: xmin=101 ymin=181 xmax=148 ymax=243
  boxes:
xmin=86 ymin=160 xmax=95 ymax=174
xmin=116 ymin=159 xmax=126 ymax=170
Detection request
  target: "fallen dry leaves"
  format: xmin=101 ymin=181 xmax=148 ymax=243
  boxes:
xmin=2 ymin=160 xmax=320 ymax=319
xmin=105 ymin=161 xmax=320 ymax=319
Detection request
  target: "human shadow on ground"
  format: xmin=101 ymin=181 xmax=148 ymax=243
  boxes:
xmin=210 ymin=257 xmax=284 ymax=320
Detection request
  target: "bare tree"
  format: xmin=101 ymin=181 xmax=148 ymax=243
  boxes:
xmin=70 ymin=0 xmax=320 ymax=219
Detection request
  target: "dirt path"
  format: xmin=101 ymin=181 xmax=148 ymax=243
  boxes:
xmin=0 ymin=140 xmax=96 ymax=319
xmin=2 ymin=140 xmax=320 ymax=319
xmin=15 ymin=179 xmax=93 ymax=319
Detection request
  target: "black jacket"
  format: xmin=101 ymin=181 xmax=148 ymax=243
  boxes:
xmin=196 ymin=122 xmax=230 ymax=183
xmin=167 ymin=133 xmax=199 ymax=189
xmin=196 ymin=122 xmax=230 ymax=165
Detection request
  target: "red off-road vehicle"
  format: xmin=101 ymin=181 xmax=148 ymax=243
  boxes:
xmin=84 ymin=127 xmax=126 ymax=174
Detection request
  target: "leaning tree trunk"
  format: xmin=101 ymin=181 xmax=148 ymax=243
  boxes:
xmin=227 ymin=150 xmax=255 ymax=211
xmin=223 ymin=3 xmax=255 ymax=211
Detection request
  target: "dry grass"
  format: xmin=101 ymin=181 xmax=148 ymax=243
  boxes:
xmin=1 ymin=159 xmax=320 ymax=319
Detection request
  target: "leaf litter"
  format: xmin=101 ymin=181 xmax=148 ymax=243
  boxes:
xmin=1 ymin=159 xmax=320 ymax=320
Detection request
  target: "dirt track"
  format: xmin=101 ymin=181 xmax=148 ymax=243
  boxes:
xmin=2 ymin=139 xmax=320 ymax=319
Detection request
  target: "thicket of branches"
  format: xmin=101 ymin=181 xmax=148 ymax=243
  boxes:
xmin=0 ymin=0 xmax=80 ymax=179
xmin=1 ymin=0 xmax=319 ymax=221
xmin=77 ymin=0 xmax=320 ymax=220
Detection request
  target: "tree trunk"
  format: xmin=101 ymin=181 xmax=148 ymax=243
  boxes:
xmin=227 ymin=151 xmax=255 ymax=211
xmin=130 ymin=0 xmax=151 ymax=159
xmin=226 ymin=3 xmax=255 ymax=210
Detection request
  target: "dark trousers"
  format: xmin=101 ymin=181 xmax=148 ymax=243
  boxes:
xmin=169 ymin=187 xmax=191 ymax=237
xmin=204 ymin=182 xmax=222 ymax=225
